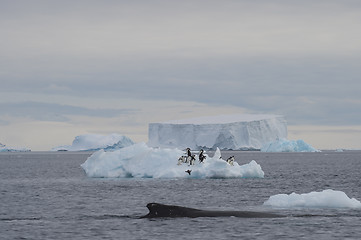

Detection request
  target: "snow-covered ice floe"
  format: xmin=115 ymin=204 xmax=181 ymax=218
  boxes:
xmin=149 ymin=114 xmax=287 ymax=150
xmin=261 ymin=138 xmax=319 ymax=152
xmin=81 ymin=142 xmax=264 ymax=179
xmin=263 ymin=189 xmax=361 ymax=209
xmin=0 ymin=143 xmax=30 ymax=152
xmin=52 ymin=133 xmax=134 ymax=151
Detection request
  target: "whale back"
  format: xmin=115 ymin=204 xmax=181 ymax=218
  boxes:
xmin=141 ymin=203 xmax=284 ymax=218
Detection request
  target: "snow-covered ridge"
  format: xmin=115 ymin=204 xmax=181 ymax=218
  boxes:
xmin=81 ymin=142 xmax=264 ymax=179
xmin=149 ymin=114 xmax=287 ymax=150
xmin=263 ymin=189 xmax=361 ymax=209
xmin=52 ymin=133 xmax=134 ymax=151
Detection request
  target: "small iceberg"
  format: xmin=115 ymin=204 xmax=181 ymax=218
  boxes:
xmin=51 ymin=133 xmax=134 ymax=151
xmin=0 ymin=143 xmax=31 ymax=152
xmin=81 ymin=142 xmax=264 ymax=179
xmin=261 ymin=138 xmax=319 ymax=152
xmin=263 ymin=189 xmax=361 ymax=209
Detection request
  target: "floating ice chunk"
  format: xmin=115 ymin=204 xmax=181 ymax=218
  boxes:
xmin=81 ymin=143 xmax=264 ymax=179
xmin=263 ymin=189 xmax=361 ymax=209
xmin=0 ymin=143 xmax=30 ymax=152
xmin=52 ymin=133 xmax=134 ymax=151
xmin=261 ymin=138 xmax=319 ymax=152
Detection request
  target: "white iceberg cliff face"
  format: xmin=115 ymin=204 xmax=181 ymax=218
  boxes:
xmin=80 ymin=142 xmax=265 ymax=179
xmin=263 ymin=189 xmax=361 ymax=209
xmin=261 ymin=138 xmax=319 ymax=152
xmin=52 ymin=133 xmax=134 ymax=151
xmin=148 ymin=114 xmax=287 ymax=150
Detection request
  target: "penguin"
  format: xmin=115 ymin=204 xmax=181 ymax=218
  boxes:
xmin=185 ymin=169 xmax=192 ymax=175
xmin=178 ymin=156 xmax=186 ymax=165
xmin=185 ymin=148 xmax=193 ymax=163
xmin=189 ymin=154 xmax=196 ymax=165
xmin=198 ymin=149 xmax=206 ymax=163
xmin=226 ymin=156 xmax=235 ymax=166
xmin=186 ymin=148 xmax=192 ymax=157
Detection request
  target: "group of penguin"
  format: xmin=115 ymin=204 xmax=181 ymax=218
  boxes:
xmin=177 ymin=148 xmax=206 ymax=166
xmin=178 ymin=148 xmax=235 ymax=175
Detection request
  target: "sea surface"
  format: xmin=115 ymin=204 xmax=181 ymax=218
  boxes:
xmin=1 ymin=150 xmax=360 ymax=239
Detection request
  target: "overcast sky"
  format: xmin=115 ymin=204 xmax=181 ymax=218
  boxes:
xmin=1 ymin=0 xmax=361 ymax=150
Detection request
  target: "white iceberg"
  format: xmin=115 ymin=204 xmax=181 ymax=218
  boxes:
xmin=0 ymin=143 xmax=30 ymax=152
xmin=263 ymin=189 xmax=361 ymax=209
xmin=261 ymin=138 xmax=319 ymax=152
xmin=148 ymin=114 xmax=287 ymax=150
xmin=80 ymin=142 xmax=264 ymax=179
xmin=52 ymin=133 xmax=134 ymax=151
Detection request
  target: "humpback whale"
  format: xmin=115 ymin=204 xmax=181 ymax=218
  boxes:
xmin=141 ymin=203 xmax=285 ymax=218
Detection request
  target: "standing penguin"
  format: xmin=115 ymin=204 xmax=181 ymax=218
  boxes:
xmin=189 ymin=155 xmax=196 ymax=165
xmin=186 ymin=148 xmax=192 ymax=157
xmin=198 ymin=149 xmax=206 ymax=163
xmin=185 ymin=148 xmax=192 ymax=163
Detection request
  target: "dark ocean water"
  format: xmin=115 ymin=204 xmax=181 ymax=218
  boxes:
xmin=1 ymin=150 xmax=361 ymax=239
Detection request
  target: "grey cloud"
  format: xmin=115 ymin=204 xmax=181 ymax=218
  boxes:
xmin=2 ymin=0 xmax=361 ymax=59
xmin=1 ymin=0 xmax=361 ymax=127
xmin=0 ymin=102 xmax=138 ymax=122
xmin=0 ymin=119 xmax=10 ymax=126
xmin=1 ymin=55 xmax=360 ymax=126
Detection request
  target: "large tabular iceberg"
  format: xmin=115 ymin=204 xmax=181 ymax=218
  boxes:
xmin=148 ymin=114 xmax=287 ymax=150
xmin=81 ymin=142 xmax=264 ymax=179
xmin=263 ymin=189 xmax=361 ymax=209
xmin=52 ymin=133 xmax=134 ymax=151
xmin=261 ymin=138 xmax=319 ymax=152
